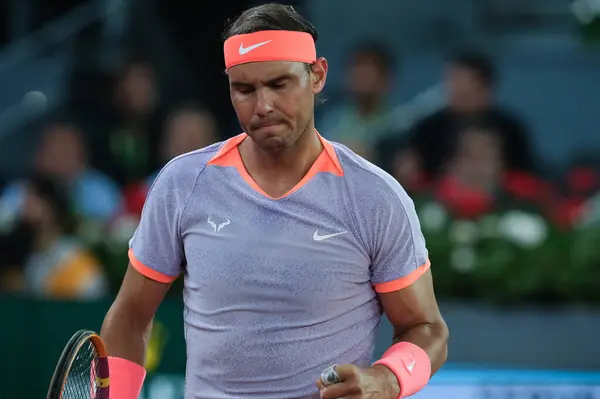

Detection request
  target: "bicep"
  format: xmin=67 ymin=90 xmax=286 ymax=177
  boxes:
xmin=128 ymin=160 xmax=189 ymax=281
xmin=108 ymin=264 xmax=171 ymax=328
xmin=378 ymin=269 xmax=444 ymax=334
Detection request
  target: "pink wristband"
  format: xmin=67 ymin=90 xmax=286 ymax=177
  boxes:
xmin=372 ymin=342 xmax=431 ymax=398
xmin=107 ymin=356 xmax=147 ymax=398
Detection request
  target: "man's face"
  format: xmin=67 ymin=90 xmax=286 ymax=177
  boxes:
xmin=119 ymin=64 xmax=156 ymax=114
xmin=453 ymin=129 xmax=503 ymax=187
xmin=445 ymin=65 xmax=491 ymax=113
xmin=227 ymin=58 xmax=327 ymax=153
xmin=346 ymin=54 xmax=388 ymax=101
xmin=35 ymin=126 xmax=85 ymax=180
xmin=164 ymin=111 xmax=217 ymax=161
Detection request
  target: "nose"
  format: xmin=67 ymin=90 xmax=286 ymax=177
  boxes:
xmin=254 ymin=87 xmax=274 ymax=117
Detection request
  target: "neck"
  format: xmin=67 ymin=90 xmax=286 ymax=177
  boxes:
xmin=241 ymin=122 xmax=322 ymax=175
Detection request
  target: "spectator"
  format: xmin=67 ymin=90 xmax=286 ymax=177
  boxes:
xmin=0 ymin=174 xmax=108 ymax=299
xmin=89 ymin=59 xmax=166 ymax=186
xmin=122 ymin=104 xmax=218 ymax=217
xmin=0 ymin=121 xmax=121 ymax=224
xmin=389 ymin=144 xmax=428 ymax=194
xmin=319 ymin=41 xmax=395 ymax=160
xmin=434 ymin=123 xmax=505 ymax=218
xmin=408 ymin=51 xmax=535 ymax=177
xmin=446 ymin=125 xmax=505 ymax=192
xmin=149 ymin=104 xmax=218 ymax=185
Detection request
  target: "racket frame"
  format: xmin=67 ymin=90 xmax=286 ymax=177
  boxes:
xmin=46 ymin=329 xmax=110 ymax=399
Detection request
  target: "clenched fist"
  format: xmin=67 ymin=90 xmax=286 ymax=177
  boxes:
xmin=316 ymin=364 xmax=400 ymax=399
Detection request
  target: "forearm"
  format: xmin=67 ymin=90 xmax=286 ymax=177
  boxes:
xmin=392 ymin=321 xmax=449 ymax=375
xmin=100 ymin=303 xmax=152 ymax=366
xmin=369 ymin=322 xmax=448 ymax=398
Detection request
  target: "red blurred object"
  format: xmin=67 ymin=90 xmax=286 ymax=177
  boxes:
xmin=503 ymin=171 xmax=552 ymax=203
xmin=122 ymin=182 xmax=149 ymax=216
xmin=567 ymin=167 xmax=599 ymax=195
xmin=435 ymin=176 xmax=494 ymax=219
xmin=405 ymin=171 xmax=431 ymax=195
xmin=552 ymin=197 xmax=587 ymax=229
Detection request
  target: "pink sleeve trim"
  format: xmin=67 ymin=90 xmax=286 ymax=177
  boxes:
xmin=128 ymin=249 xmax=178 ymax=283
xmin=373 ymin=259 xmax=431 ymax=293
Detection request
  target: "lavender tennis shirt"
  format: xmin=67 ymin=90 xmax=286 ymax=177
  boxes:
xmin=129 ymin=133 xmax=430 ymax=399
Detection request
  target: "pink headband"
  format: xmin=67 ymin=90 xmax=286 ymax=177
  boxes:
xmin=224 ymin=30 xmax=317 ymax=70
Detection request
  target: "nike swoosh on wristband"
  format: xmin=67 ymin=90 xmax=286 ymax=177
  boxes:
xmin=402 ymin=354 xmax=416 ymax=375
xmin=238 ymin=40 xmax=272 ymax=55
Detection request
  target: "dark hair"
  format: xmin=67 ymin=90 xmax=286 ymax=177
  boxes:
xmin=25 ymin=173 xmax=75 ymax=234
xmin=223 ymin=3 xmax=318 ymax=42
xmin=348 ymin=41 xmax=395 ymax=75
xmin=451 ymin=51 xmax=496 ymax=87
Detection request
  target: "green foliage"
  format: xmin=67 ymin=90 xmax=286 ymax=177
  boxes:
xmin=415 ymin=196 xmax=600 ymax=305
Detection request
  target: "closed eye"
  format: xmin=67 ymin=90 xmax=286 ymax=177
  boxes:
xmin=268 ymin=80 xmax=288 ymax=89
xmin=232 ymin=83 xmax=255 ymax=94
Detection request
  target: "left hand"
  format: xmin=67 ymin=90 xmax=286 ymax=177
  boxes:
xmin=316 ymin=364 xmax=400 ymax=399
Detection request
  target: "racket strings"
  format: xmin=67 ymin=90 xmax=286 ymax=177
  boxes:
xmin=61 ymin=340 xmax=100 ymax=398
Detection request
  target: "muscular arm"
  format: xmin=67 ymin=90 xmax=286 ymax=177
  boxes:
xmin=379 ymin=269 xmax=449 ymax=376
xmin=100 ymin=264 xmax=171 ymax=366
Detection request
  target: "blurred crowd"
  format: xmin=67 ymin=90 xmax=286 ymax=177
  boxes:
xmin=1 ymin=43 xmax=599 ymax=301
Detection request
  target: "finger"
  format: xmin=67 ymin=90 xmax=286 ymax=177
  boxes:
xmin=330 ymin=364 xmax=359 ymax=381
xmin=315 ymin=379 xmax=326 ymax=391
xmin=320 ymin=381 xmax=357 ymax=399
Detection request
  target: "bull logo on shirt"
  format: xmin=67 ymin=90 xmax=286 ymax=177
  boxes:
xmin=207 ymin=217 xmax=230 ymax=233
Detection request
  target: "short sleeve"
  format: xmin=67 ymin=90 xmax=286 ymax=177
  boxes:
xmin=370 ymin=180 xmax=430 ymax=294
xmin=128 ymin=162 xmax=192 ymax=283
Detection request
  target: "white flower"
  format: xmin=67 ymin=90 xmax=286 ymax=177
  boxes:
xmin=450 ymin=220 xmax=478 ymax=244
xmin=571 ymin=0 xmax=600 ymax=24
xmin=498 ymin=211 xmax=548 ymax=248
xmin=451 ymin=247 xmax=477 ymax=273
xmin=419 ymin=202 xmax=447 ymax=232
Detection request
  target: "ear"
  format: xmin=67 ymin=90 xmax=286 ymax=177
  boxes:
xmin=310 ymin=57 xmax=328 ymax=95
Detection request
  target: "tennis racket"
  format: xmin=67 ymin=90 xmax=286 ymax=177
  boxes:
xmin=46 ymin=329 xmax=110 ymax=399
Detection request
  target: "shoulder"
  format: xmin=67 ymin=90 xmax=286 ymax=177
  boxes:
xmin=414 ymin=109 xmax=447 ymax=127
xmin=55 ymin=238 xmax=99 ymax=268
xmin=151 ymin=141 xmax=223 ymax=191
xmin=333 ymin=142 xmax=412 ymax=209
xmin=77 ymin=169 xmax=120 ymax=197
xmin=1 ymin=180 xmax=24 ymax=198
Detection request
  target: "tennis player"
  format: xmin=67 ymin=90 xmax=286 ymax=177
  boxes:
xmin=100 ymin=4 xmax=448 ymax=399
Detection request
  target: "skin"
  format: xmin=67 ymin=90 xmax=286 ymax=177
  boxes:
xmin=446 ymin=64 xmax=491 ymax=114
xmin=100 ymin=52 xmax=449 ymax=398
xmin=229 ymin=59 xmax=328 ymax=198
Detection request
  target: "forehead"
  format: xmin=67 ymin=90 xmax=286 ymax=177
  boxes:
xmin=227 ymin=61 xmax=306 ymax=83
xmin=42 ymin=126 xmax=81 ymax=144
xmin=447 ymin=64 xmax=480 ymax=82
xmin=460 ymin=129 xmax=499 ymax=145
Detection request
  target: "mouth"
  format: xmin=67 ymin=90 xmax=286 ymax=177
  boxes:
xmin=253 ymin=122 xmax=282 ymax=131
